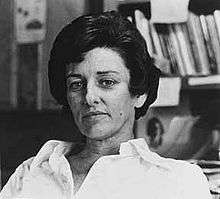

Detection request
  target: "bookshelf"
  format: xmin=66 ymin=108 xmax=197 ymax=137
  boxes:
xmin=103 ymin=0 xmax=220 ymax=164
xmin=153 ymin=75 xmax=220 ymax=107
xmin=110 ymin=1 xmax=220 ymax=107
xmin=186 ymin=75 xmax=220 ymax=89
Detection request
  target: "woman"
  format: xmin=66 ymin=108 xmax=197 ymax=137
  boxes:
xmin=0 ymin=11 xmax=211 ymax=199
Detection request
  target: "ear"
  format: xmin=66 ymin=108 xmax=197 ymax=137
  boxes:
xmin=134 ymin=94 xmax=147 ymax=108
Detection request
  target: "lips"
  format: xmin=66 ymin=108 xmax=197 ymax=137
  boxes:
xmin=82 ymin=111 xmax=109 ymax=119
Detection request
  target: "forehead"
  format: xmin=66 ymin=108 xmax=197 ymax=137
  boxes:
xmin=66 ymin=47 xmax=130 ymax=79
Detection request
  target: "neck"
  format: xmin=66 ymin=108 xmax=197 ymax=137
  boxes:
xmin=68 ymin=116 xmax=135 ymax=173
xmin=84 ymin=129 xmax=134 ymax=156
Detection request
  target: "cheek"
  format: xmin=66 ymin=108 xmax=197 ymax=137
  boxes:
xmin=67 ymin=90 xmax=82 ymax=104
xmin=67 ymin=93 xmax=82 ymax=113
xmin=110 ymin=95 xmax=135 ymax=119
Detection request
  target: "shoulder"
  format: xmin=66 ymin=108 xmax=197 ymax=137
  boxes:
xmin=156 ymin=156 xmax=212 ymax=198
xmin=152 ymin=154 xmax=205 ymax=181
xmin=0 ymin=140 xmax=74 ymax=198
xmin=159 ymin=156 xmax=201 ymax=172
xmin=136 ymin=140 xmax=212 ymax=199
xmin=161 ymin=157 xmax=205 ymax=180
xmin=0 ymin=156 xmax=35 ymax=198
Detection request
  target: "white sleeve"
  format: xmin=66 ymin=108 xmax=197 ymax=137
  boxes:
xmin=181 ymin=163 xmax=212 ymax=199
xmin=0 ymin=157 xmax=34 ymax=199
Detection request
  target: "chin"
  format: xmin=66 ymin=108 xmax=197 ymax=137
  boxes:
xmin=81 ymin=124 xmax=116 ymax=140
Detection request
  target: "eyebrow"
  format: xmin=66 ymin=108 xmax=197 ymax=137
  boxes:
xmin=66 ymin=73 xmax=82 ymax=79
xmin=66 ymin=71 xmax=120 ymax=78
xmin=96 ymin=71 xmax=120 ymax=75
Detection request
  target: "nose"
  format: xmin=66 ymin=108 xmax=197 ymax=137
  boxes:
xmin=84 ymin=81 xmax=100 ymax=106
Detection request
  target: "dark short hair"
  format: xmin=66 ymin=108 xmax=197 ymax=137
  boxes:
xmin=48 ymin=11 xmax=160 ymax=120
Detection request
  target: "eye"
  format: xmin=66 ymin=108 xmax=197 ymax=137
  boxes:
xmin=68 ymin=80 xmax=84 ymax=91
xmin=98 ymin=79 xmax=117 ymax=88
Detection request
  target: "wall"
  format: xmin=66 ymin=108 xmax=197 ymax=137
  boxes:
xmin=42 ymin=0 xmax=87 ymax=108
xmin=0 ymin=0 xmax=87 ymax=109
xmin=0 ymin=1 xmax=11 ymax=107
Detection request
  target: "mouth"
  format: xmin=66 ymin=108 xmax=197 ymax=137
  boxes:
xmin=82 ymin=111 xmax=109 ymax=119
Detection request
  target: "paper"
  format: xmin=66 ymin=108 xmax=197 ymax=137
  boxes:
xmin=151 ymin=77 xmax=181 ymax=106
xmin=151 ymin=0 xmax=190 ymax=23
xmin=188 ymin=75 xmax=220 ymax=86
xmin=14 ymin=0 xmax=47 ymax=43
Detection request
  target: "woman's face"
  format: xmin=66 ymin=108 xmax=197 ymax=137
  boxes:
xmin=66 ymin=47 xmax=139 ymax=140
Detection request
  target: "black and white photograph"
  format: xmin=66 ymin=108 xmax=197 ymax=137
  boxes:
xmin=0 ymin=0 xmax=220 ymax=198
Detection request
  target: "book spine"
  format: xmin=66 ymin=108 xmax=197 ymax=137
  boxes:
xmin=164 ymin=32 xmax=180 ymax=75
xmin=155 ymin=24 xmax=179 ymax=75
xmin=173 ymin=23 xmax=197 ymax=75
xmin=208 ymin=12 xmax=220 ymax=74
xmin=214 ymin=10 xmax=220 ymax=45
xmin=150 ymin=23 xmax=164 ymax=58
xmin=199 ymin=15 xmax=217 ymax=74
xmin=155 ymin=24 xmax=170 ymax=59
xmin=180 ymin=23 xmax=197 ymax=75
xmin=135 ymin=10 xmax=154 ymax=56
xmin=141 ymin=18 xmax=154 ymax=56
xmin=186 ymin=12 xmax=210 ymax=75
xmin=185 ymin=19 xmax=202 ymax=74
xmin=168 ymin=24 xmax=186 ymax=76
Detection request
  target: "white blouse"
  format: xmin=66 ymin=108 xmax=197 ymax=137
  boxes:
xmin=0 ymin=138 xmax=212 ymax=199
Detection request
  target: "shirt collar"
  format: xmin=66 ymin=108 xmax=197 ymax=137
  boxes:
xmin=30 ymin=138 xmax=171 ymax=172
xmin=30 ymin=140 xmax=73 ymax=171
xmin=120 ymin=138 xmax=172 ymax=170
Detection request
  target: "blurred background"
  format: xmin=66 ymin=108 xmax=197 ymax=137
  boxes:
xmin=0 ymin=0 xmax=220 ymax=191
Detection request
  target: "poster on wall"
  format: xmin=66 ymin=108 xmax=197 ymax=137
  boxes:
xmin=14 ymin=0 xmax=47 ymax=43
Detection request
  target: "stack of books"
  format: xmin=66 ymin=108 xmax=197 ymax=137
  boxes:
xmin=136 ymin=10 xmax=220 ymax=77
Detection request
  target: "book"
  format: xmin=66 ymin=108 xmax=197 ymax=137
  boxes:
xmin=186 ymin=12 xmax=210 ymax=75
xmin=166 ymin=39 xmax=179 ymax=74
xmin=188 ymin=74 xmax=220 ymax=86
xmin=214 ymin=10 xmax=220 ymax=73
xmin=181 ymin=23 xmax=198 ymax=74
xmin=214 ymin=10 xmax=220 ymax=48
xmin=150 ymin=23 xmax=164 ymax=58
xmin=164 ymin=29 xmax=180 ymax=75
xmin=156 ymin=24 xmax=178 ymax=74
xmin=199 ymin=15 xmax=217 ymax=74
xmin=150 ymin=23 xmax=171 ymax=74
xmin=152 ymin=77 xmax=181 ymax=106
xmin=141 ymin=19 xmax=154 ymax=56
xmin=206 ymin=14 xmax=220 ymax=74
xmin=184 ymin=18 xmax=202 ymax=74
xmin=173 ymin=23 xmax=197 ymax=75
xmin=155 ymin=24 xmax=170 ymax=59
xmin=168 ymin=24 xmax=186 ymax=76
xmin=135 ymin=10 xmax=154 ymax=56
